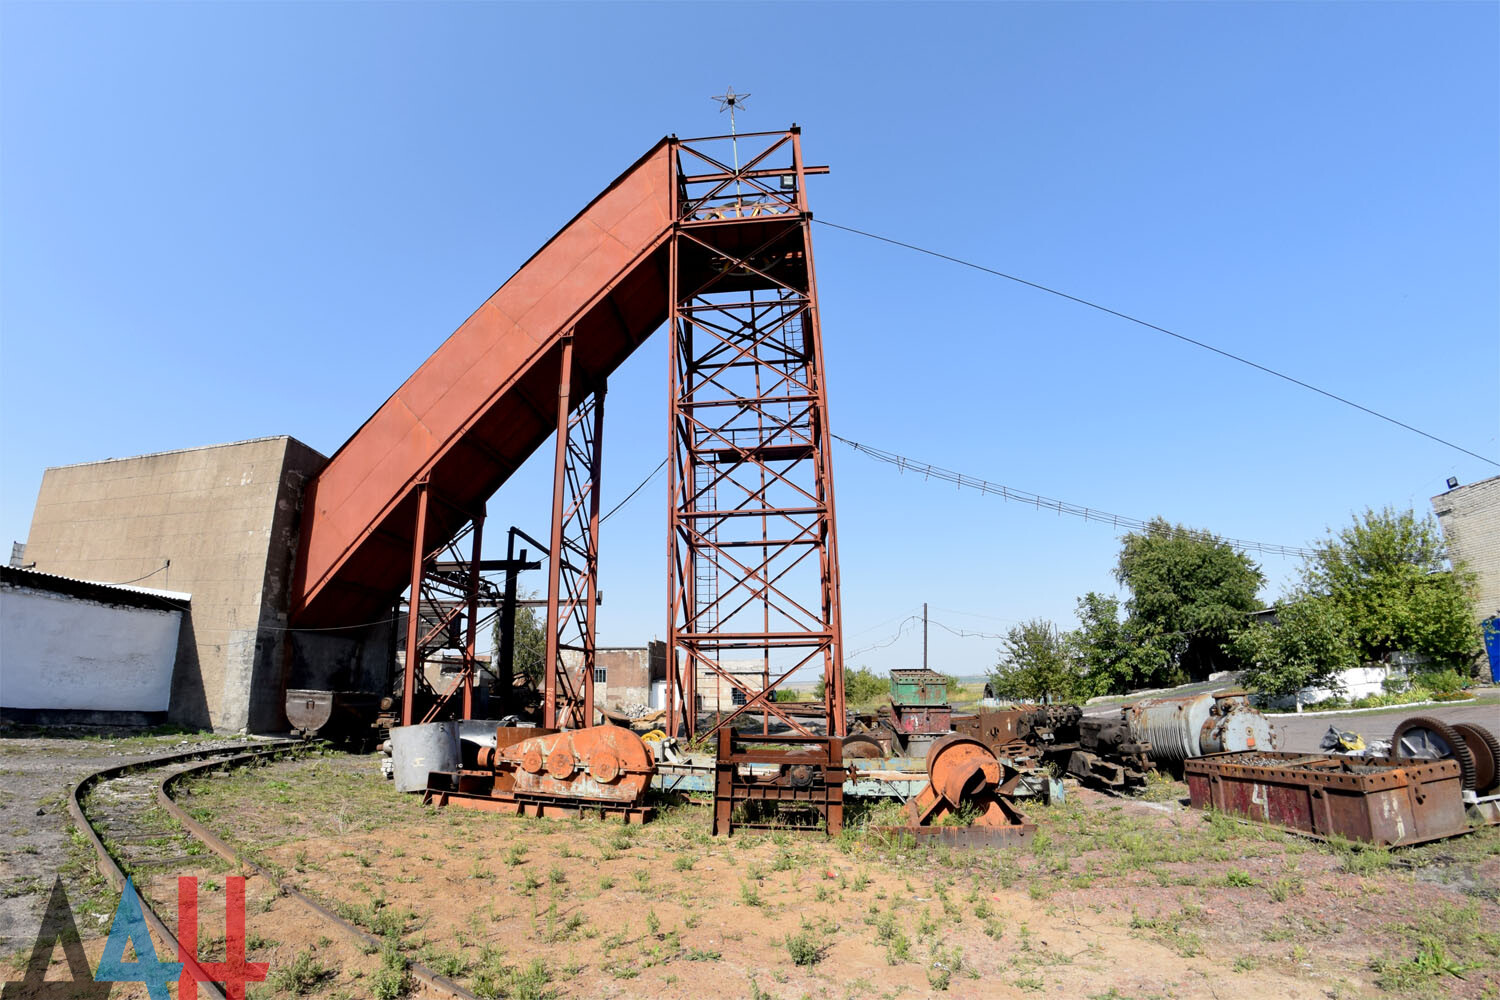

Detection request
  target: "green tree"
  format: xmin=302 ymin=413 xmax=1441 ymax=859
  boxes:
xmin=1300 ymin=507 xmax=1479 ymax=669
xmin=1066 ymin=592 xmax=1165 ymax=697
xmin=1115 ymin=518 xmax=1265 ymax=683
xmin=1232 ymin=597 xmax=1359 ymax=698
xmin=490 ymin=591 xmax=548 ymax=685
xmin=989 ymin=618 xmax=1086 ymax=703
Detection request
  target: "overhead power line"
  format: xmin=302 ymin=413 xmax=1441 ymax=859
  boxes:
xmin=814 ymin=218 xmax=1498 ymax=469
xmin=599 ymin=458 xmax=668 ymax=524
xmin=832 ymin=433 xmax=1316 ymax=559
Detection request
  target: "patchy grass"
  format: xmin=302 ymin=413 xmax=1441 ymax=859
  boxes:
xmin=169 ymin=751 xmax=1500 ymax=1000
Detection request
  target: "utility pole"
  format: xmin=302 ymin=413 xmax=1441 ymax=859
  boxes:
xmin=912 ymin=602 xmax=924 ymax=671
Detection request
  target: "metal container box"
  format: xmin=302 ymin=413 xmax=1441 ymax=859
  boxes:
xmin=889 ymin=669 xmax=949 ymax=707
xmin=1184 ymin=750 xmax=1469 ymax=847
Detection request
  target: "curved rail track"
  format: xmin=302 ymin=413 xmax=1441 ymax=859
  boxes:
xmin=70 ymin=740 xmax=479 ymax=1000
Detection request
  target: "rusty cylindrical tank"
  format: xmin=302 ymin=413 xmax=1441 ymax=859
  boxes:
xmin=1126 ymin=690 xmax=1275 ymax=765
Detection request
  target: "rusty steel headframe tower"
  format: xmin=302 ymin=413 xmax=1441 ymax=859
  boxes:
xmin=291 ymin=126 xmax=847 ymax=741
xmin=665 ymin=128 xmax=847 ymax=739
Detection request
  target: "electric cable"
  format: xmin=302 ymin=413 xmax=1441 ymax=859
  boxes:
xmin=814 ymin=218 xmax=1498 ymax=468
xmin=102 ymin=562 xmax=171 ymax=586
xmin=599 ymin=458 xmax=668 ymax=524
xmin=833 ymin=433 xmax=1316 ymax=558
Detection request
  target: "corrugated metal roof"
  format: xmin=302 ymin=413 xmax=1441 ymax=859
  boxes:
xmin=1 ymin=565 xmax=191 ymax=605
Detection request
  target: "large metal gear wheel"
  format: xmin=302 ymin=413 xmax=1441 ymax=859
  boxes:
xmin=1452 ymin=723 xmax=1500 ymax=795
xmin=1391 ymin=715 xmax=1477 ymax=791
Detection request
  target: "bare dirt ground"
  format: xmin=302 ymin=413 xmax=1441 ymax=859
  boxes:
xmin=5 ymin=737 xmax=1497 ymax=1000
xmin=170 ymin=753 xmax=1498 ymax=1000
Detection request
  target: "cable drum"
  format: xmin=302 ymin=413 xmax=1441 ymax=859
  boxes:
xmin=1127 ymin=695 xmax=1214 ymax=765
xmin=1126 ymin=691 xmax=1275 ymax=766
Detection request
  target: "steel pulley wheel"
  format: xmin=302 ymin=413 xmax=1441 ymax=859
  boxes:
xmin=1390 ymin=715 xmax=1477 ymax=791
xmin=1452 ymin=723 xmax=1500 ymax=795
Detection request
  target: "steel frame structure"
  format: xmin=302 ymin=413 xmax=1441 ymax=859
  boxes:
xmin=542 ymin=334 xmax=606 ymax=730
xmin=399 ymin=493 xmax=486 ymax=727
xmin=665 ymin=129 xmax=847 ymax=740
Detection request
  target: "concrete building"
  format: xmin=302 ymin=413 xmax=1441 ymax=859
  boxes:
xmin=0 ymin=567 xmax=188 ymax=726
xmin=1432 ymin=475 xmax=1500 ymax=623
xmin=694 ymin=657 xmax=775 ymax=715
xmin=561 ymin=642 xmax=666 ymax=714
xmin=20 ymin=436 xmax=338 ymax=732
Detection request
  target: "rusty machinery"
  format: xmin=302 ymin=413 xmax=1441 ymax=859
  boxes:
xmin=424 ymin=724 xmax=656 ymax=822
xmin=712 ymin=730 xmax=845 ymax=837
xmin=883 ymin=734 xmax=1035 ymax=847
xmin=951 ymin=691 xmax=1276 ymax=792
xmin=881 ymin=669 xmax=953 ymax=753
xmin=1390 ymin=716 xmax=1500 ymax=796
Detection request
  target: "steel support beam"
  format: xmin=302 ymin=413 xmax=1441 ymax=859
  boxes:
xmin=400 ymin=482 xmax=430 ymax=727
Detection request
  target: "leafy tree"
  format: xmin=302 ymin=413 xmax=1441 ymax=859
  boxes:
xmin=989 ymin=618 xmax=1086 ymax=703
xmin=1114 ymin=518 xmax=1265 ymax=682
xmin=1300 ymin=507 xmax=1478 ymax=669
xmin=490 ymin=591 xmax=547 ymax=685
xmin=1066 ymin=592 xmax=1164 ymax=697
xmin=1232 ymin=597 xmax=1359 ymax=698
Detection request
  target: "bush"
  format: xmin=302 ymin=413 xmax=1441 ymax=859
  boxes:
xmin=267 ymin=949 xmax=329 ymax=995
xmin=784 ymin=929 xmax=827 ymax=966
xmin=1234 ymin=597 xmax=1359 ymax=698
xmin=814 ymin=666 xmax=888 ymax=706
xmin=1412 ymin=668 xmax=1467 ymax=695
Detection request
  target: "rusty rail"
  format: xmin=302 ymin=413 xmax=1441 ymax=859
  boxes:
xmin=155 ymin=748 xmax=481 ymax=1000
xmin=68 ymin=741 xmax=297 ymax=1000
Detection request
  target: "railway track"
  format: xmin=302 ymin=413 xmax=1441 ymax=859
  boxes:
xmin=70 ymin=740 xmax=479 ymax=1000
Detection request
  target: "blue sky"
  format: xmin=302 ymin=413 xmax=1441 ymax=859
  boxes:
xmin=2 ymin=1 xmax=1496 ymax=678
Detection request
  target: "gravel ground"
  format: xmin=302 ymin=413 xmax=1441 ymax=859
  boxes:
xmin=0 ymin=728 xmax=250 ymax=959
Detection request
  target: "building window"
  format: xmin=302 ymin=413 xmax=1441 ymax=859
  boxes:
xmin=594 ymin=667 xmax=607 ymax=684
xmin=731 ymin=688 xmax=747 ymax=706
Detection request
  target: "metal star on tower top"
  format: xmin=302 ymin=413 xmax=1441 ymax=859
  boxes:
xmin=711 ymin=87 xmax=750 ymax=115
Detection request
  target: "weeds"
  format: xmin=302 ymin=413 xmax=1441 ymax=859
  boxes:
xmin=267 ymin=949 xmax=329 ymax=995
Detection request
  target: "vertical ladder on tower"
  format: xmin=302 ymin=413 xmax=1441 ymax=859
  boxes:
xmin=694 ymin=460 xmax=718 ymax=633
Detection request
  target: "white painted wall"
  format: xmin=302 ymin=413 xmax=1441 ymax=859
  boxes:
xmin=0 ymin=585 xmax=182 ymax=711
xmin=1260 ymin=664 xmax=1399 ymax=711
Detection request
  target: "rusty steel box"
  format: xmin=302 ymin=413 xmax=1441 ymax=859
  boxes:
xmin=889 ymin=669 xmax=949 ymax=706
xmin=1183 ymin=750 xmax=1470 ymax=847
xmin=887 ymin=703 xmax=953 ymax=735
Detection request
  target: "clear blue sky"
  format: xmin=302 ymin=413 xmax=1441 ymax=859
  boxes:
xmin=3 ymin=1 xmax=1496 ymax=678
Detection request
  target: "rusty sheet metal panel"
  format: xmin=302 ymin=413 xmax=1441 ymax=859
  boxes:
xmin=887 ymin=702 xmax=952 ymax=735
xmin=1183 ymin=751 xmax=1470 ymax=847
xmin=292 ymin=141 xmax=676 ymax=627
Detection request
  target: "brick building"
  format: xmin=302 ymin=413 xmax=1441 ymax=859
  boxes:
xmin=1432 ymin=475 xmax=1500 ymax=623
